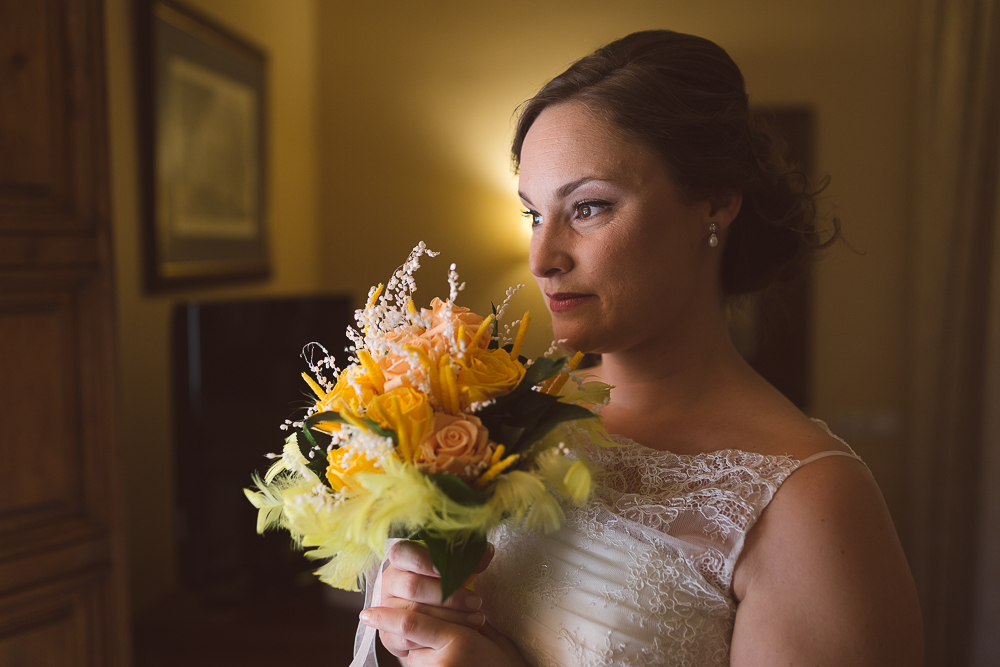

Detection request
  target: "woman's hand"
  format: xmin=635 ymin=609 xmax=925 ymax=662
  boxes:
xmin=361 ymin=604 xmax=528 ymax=667
xmin=375 ymin=540 xmax=496 ymax=660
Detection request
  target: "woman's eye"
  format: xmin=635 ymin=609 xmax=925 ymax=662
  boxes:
xmin=576 ymin=201 xmax=607 ymax=220
xmin=522 ymin=209 xmax=542 ymax=226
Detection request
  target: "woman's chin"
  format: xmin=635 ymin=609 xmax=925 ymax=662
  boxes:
xmin=551 ymin=325 xmax=599 ymax=356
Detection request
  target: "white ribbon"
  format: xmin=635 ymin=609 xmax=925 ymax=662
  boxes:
xmin=349 ymin=538 xmax=402 ymax=667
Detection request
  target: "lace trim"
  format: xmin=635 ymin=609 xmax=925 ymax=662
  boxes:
xmin=479 ymin=420 xmax=864 ymax=667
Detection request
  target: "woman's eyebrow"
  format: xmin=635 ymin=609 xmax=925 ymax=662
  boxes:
xmin=519 ymin=177 xmax=611 ymax=206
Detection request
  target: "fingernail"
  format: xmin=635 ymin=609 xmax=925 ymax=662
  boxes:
xmin=359 ymin=610 xmax=371 ymax=624
xmin=465 ymin=594 xmax=483 ymax=610
xmin=468 ymin=612 xmax=485 ymax=627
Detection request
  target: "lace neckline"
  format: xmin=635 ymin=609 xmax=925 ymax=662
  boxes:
xmin=601 ymin=418 xmax=843 ymax=463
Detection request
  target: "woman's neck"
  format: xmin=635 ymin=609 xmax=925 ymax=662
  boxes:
xmin=591 ymin=302 xmax=763 ymax=451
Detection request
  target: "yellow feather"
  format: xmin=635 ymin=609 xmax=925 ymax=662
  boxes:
xmin=406 ymin=346 xmax=442 ymax=405
xmin=302 ymin=372 xmax=326 ymax=399
xmin=469 ymin=314 xmax=494 ymax=350
xmin=509 ymin=311 xmax=531 ymax=359
xmin=358 ymin=349 xmax=386 ymax=394
xmin=474 ymin=453 xmax=520 ymax=488
xmin=390 ymin=394 xmax=411 ymax=461
xmin=367 ymin=283 xmax=384 ymax=308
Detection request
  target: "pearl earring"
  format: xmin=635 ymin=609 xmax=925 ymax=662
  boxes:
xmin=708 ymin=223 xmax=719 ymax=248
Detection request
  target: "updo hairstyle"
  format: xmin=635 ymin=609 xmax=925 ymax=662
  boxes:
xmin=511 ymin=30 xmax=837 ymax=296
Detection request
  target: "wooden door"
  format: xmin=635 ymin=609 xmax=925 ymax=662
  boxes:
xmin=0 ymin=0 xmax=130 ymax=665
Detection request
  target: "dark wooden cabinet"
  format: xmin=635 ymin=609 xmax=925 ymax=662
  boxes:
xmin=0 ymin=0 xmax=130 ymax=664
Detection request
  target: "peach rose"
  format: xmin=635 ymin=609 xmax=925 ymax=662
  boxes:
xmin=379 ymin=328 xmax=444 ymax=392
xmin=422 ymin=297 xmax=484 ymax=334
xmin=414 ymin=412 xmax=495 ymax=481
xmin=379 ymin=300 xmax=488 ymax=392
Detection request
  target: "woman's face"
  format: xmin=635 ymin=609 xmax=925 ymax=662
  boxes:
xmin=519 ymin=101 xmax=721 ymax=355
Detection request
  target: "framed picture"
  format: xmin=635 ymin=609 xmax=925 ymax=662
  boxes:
xmin=137 ymin=0 xmax=269 ymax=289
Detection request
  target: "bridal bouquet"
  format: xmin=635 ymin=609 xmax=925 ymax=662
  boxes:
xmin=245 ymin=243 xmax=612 ymax=600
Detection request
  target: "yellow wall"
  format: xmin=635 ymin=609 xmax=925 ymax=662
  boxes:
xmin=316 ymin=0 xmax=917 ymax=520
xmin=105 ymin=0 xmax=322 ymax=612
xmin=106 ymin=0 xmax=918 ymax=613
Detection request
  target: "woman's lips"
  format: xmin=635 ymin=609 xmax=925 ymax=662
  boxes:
xmin=546 ymin=292 xmax=595 ymax=312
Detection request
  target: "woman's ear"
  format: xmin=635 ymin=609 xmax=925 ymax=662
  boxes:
xmin=708 ymin=190 xmax=743 ymax=230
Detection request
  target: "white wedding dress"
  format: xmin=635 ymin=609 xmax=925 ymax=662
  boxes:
xmin=353 ymin=420 xmax=862 ymax=667
xmin=474 ymin=421 xmax=863 ymax=667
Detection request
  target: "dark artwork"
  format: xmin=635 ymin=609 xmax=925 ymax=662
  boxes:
xmin=133 ymin=296 xmax=362 ymax=666
xmin=172 ymin=295 xmax=353 ymax=597
xmin=136 ymin=0 xmax=269 ymax=289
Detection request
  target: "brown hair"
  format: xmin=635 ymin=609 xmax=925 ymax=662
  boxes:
xmin=511 ymin=30 xmax=837 ymax=296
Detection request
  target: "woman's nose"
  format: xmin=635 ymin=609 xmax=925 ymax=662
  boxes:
xmin=529 ymin=222 xmax=573 ymax=279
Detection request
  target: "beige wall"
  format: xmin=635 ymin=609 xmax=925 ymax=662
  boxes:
xmin=316 ymin=0 xmax=917 ymax=520
xmin=105 ymin=0 xmax=322 ymax=612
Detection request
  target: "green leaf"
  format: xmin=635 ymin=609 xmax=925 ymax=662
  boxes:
xmin=488 ymin=303 xmax=499 ymax=349
xmin=297 ymin=426 xmax=330 ymax=480
xmin=428 ymin=473 xmax=489 ymax=506
xmin=420 ymin=532 xmax=489 ymax=602
xmin=520 ymin=356 xmax=566 ymax=391
xmin=388 ymin=526 xmax=419 ymax=540
xmin=515 ymin=403 xmax=595 ymax=452
xmin=473 ymin=367 xmax=597 ymax=456
xmin=500 ymin=343 xmax=527 ymax=365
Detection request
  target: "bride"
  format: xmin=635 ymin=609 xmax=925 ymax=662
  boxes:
xmin=358 ymin=30 xmax=923 ymax=666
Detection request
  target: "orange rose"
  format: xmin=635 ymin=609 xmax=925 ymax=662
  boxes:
xmin=414 ymin=412 xmax=495 ymax=481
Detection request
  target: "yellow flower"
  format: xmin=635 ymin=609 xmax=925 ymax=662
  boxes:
xmin=325 ymin=447 xmax=380 ymax=491
xmin=365 ymin=387 xmax=434 ymax=462
xmin=312 ymin=368 xmax=377 ymax=433
xmin=457 ymin=347 xmax=526 ymax=408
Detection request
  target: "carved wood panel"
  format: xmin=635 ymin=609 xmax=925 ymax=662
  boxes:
xmin=0 ymin=276 xmax=116 ymax=557
xmin=0 ymin=0 xmax=107 ymax=231
xmin=0 ymin=293 xmax=79 ymax=521
xmin=0 ymin=572 xmax=110 ymax=667
xmin=0 ymin=0 xmax=128 ymax=663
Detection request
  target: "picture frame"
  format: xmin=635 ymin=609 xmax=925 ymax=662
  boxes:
xmin=136 ymin=0 xmax=269 ymax=290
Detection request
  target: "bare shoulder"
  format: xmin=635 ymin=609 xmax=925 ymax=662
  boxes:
xmin=730 ymin=445 xmax=923 ymax=666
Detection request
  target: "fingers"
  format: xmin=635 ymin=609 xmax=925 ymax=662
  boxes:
xmin=383 ymin=596 xmax=486 ymax=629
xmin=474 ymin=542 xmax=495 ymax=574
xmin=361 ymin=607 xmax=469 ymax=653
xmin=390 ymin=540 xmax=495 ymax=576
xmin=379 ymin=631 xmax=418 ymax=657
xmin=388 ymin=541 xmax=438 ymax=577
xmin=383 ymin=542 xmax=485 ymax=612
xmin=478 ymin=620 xmax=524 ymax=659
xmin=383 ymin=564 xmax=482 ymax=609
xmin=379 ymin=603 xmax=485 ymax=656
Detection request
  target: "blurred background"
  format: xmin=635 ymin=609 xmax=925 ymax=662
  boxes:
xmin=1 ymin=0 xmax=997 ymax=665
